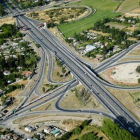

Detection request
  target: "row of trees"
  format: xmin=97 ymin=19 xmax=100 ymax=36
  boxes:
xmin=58 ymin=119 xmax=138 ymax=140
xmin=79 ymin=132 xmax=101 ymax=140
xmin=102 ymin=119 xmax=138 ymax=140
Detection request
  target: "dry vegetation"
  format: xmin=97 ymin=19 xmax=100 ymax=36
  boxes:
xmin=52 ymin=57 xmax=72 ymax=82
xmin=0 ymin=17 xmax=15 ymax=26
xmin=60 ymin=85 xmax=107 ymax=111
xmin=32 ymin=98 xmax=57 ymax=111
xmin=27 ymin=7 xmax=87 ymax=24
xmin=105 ymin=86 xmax=140 ymax=121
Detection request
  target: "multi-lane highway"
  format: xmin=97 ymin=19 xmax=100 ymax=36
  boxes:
xmin=15 ymin=15 xmax=140 ymax=132
xmin=1 ymin=1 xmax=140 ymax=137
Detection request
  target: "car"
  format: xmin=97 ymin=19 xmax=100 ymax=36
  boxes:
xmin=128 ymin=127 xmax=134 ymax=133
xmin=90 ymin=89 xmax=93 ymax=92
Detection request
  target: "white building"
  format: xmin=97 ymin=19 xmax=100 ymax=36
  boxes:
xmin=27 ymin=138 xmax=33 ymax=140
xmin=44 ymin=127 xmax=51 ymax=134
xmin=25 ymin=126 xmax=33 ymax=133
xmin=55 ymin=132 xmax=60 ymax=137
xmin=84 ymin=45 xmax=96 ymax=54
xmin=3 ymin=70 xmax=10 ymax=76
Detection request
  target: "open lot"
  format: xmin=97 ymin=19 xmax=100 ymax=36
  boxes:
xmin=0 ymin=17 xmax=15 ymax=26
xmin=58 ymin=0 xmax=121 ymax=37
xmin=110 ymin=63 xmax=140 ymax=84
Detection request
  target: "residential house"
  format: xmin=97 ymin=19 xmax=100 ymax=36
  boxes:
xmin=21 ymin=71 xmax=33 ymax=79
xmin=84 ymin=45 xmax=96 ymax=54
xmin=51 ymin=128 xmax=60 ymax=136
xmin=25 ymin=126 xmax=34 ymax=133
xmin=3 ymin=70 xmax=10 ymax=76
xmin=44 ymin=127 xmax=52 ymax=134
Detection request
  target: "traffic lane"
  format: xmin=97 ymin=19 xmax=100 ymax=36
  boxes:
xmin=17 ymin=15 xmax=140 ymax=126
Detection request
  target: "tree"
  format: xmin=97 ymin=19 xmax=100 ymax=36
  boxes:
xmin=73 ymin=126 xmax=81 ymax=134
xmin=62 ymin=66 xmax=66 ymax=73
xmin=138 ymin=78 xmax=140 ymax=84
xmin=57 ymin=72 xmax=60 ymax=76
xmin=1 ymin=96 xmax=7 ymax=105
xmin=102 ymin=118 xmax=138 ymax=140
xmin=0 ymin=4 xmax=4 ymax=16
xmin=42 ymin=87 xmax=45 ymax=92
xmin=136 ymin=66 xmax=140 ymax=73
xmin=79 ymin=132 xmax=100 ymax=140
xmin=81 ymin=120 xmax=89 ymax=129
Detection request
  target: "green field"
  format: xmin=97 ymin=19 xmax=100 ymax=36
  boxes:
xmin=117 ymin=0 xmax=140 ymax=13
xmin=58 ymin=0 xmax=121 ymax=37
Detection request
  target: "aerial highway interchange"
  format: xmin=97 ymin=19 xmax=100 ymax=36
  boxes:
xmin=1 ymin=0 xmax=140 ymax=138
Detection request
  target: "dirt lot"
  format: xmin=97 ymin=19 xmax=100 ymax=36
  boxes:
xmin=127 ymin=26 xmax=138 ymax=32
xmin=130 ymin=8 xmax=140 ymax=14
xmin=0 ymin=17 xmax=15 ymax=26
xmin=106 ymin=22 xmax=128 ymax=30
xmin=88 ymin=29 xmax=109 ymax=36
xmin=110 ymin=63 xmax=140 ymax=84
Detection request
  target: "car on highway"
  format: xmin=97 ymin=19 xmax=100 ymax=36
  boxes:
xmin=128 ymin=127 xmax=134 ymax=133
xmin=90 ymin=89 xmax=93 ymax=92
xmin=99 ymin=113 xmax=102 ymax=115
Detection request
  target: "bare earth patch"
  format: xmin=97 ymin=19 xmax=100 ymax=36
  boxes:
xmin=106 ymin=22 xmax=127 ymax=30
xmin=130 ymin=8 xmax=140 ymax=14
xmin=110 ymin=63 xmax=140 ymax=84
xmin=0 ymin=17 xmax=15 ymax=26
xmin=127 ymin=26 xmax=138 ymax=32
xmin=88 ymin=30 xmax=109 ymax=36
xmin=125 ymin=13 xmax=140 ymax=18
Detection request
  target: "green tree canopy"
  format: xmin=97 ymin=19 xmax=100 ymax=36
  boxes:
xmin=136 ymin=66 xmax=140 ymax=73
